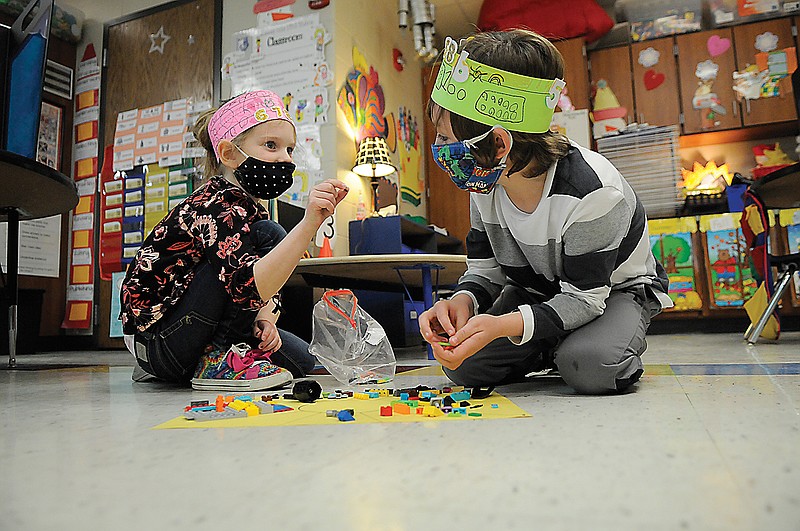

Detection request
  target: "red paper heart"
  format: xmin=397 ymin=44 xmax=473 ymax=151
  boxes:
xmin=644 ymin=69 xmax=665 ymax=90
xmin=707 ymin=35 xmax=731 ymax=57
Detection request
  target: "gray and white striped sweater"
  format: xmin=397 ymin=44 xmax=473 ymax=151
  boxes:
xmin=455 ymin=143 xmax=672 ymax=345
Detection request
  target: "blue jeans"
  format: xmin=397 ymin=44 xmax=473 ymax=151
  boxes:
xmin=134 ymin=220 xmax=316 ymax=383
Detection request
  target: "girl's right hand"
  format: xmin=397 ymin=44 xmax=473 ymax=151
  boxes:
xmin=303 ymin=179 xmax=349 ymax=228
xmin=418 ymin=293 xmax=474 ymax=345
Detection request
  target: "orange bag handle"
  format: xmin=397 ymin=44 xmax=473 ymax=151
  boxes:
xmin=322 ymin=289 xmax=358 ymax=329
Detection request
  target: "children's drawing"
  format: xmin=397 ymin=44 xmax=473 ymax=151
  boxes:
xmin=692 ymin=60 xmax=726 ymax=128
xmin=638 ymin=47 xmax=660 ymax=68
xmin=589 ymin=79 xmax=627 ymax=139
xmin=643 ymin=69 xmax=665 ymax=90
xmin=706 ymin=34 xmax=731 ymax=57
xmin=650 ymin=232 xmax=702 ymax=310
xmin=396 ymin=106 xmax=423 ymax=207
xmin=336 ymin=46 xmax=388 ymax=144
xmin=706 ymin=228 xmax=757 ymax=307
xmin=754 ymin=31 xmax=779 ymax=53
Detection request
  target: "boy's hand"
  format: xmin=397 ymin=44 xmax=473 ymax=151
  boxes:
xmin=418 ymin=293 xmax=473 ymax=344
xmin=303 ymin=179 xmax=349 ymax=229
xmin=253 ymin=319 xmax=282 ymax=353
xmin=430 ymin=312 xmax=523 ymax=371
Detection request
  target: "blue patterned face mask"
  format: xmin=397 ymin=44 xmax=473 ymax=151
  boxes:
xmin=430 ymin=127 xmax=512 ymax=194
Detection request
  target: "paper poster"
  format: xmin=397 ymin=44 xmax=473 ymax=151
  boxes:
xmin=279 ymin=168 xmax=324 ymax=206
xmin=109 ymin=271 xmax=126 ymax=338
xmin=63 ymin=43 xmax=100 ymax=330
xmin=550 ymin=109 xmax=591 ymax=149
xmin=0 ymin=216 xmax=61 ymax=277
xmin=226 ymin=14 xmax=330 ymax=103
xmin=649 ymin=228 xmax=702 ymax=311
xmin=293 ymin=125 xmax=322 ymax=170
xmin=113 ymin=99 xmax=189 ymax=172
xmin=700 ymin=213 xmax=758 ymax=307
xmin=396 ymin=106 xmax=423 ymax=208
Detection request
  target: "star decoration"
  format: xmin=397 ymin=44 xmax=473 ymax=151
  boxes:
xmin=149 ymin=25 xmax=171 ymax=54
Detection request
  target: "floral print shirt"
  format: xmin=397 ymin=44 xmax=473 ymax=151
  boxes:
xmin=120 ymin=176 xmax=268 ymax=334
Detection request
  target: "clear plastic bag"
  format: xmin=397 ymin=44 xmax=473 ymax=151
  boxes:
xmin=309 ymin=290 xmax=396 ymax=385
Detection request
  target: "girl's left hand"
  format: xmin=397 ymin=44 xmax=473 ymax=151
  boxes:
xmin=431 ymin=314 xmax=514 ymax=370
xmin=253 ymin=319 xmax=282 ymax=353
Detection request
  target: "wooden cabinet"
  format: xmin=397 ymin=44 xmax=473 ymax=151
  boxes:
xmin=631 ymin=38 xmax=681 ymax=127
xmin=676 ymin=28 xmax=741 ymax=134
xmin=589 ymin=42 xmax=681 ymax=129
xmin=589 ymin=17 xmax=798 ymax=137
xmin=588 ymin=45 xmax=635 ymax=125
xmin=552 ymin=37 xmax=590 ymax=111
xmin=732 ymin=18 xmax=797 ymax=126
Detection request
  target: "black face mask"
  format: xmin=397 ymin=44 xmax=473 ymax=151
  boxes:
xmin=233 ymin=147 xmax=295 ymax=200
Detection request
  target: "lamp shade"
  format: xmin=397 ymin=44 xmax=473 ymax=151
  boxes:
xmin=352 ymin=137 xmax=396 ymax=178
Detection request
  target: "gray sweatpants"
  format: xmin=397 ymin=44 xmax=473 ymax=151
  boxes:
xmin=443 ymin=284 xmax=662 ymax=394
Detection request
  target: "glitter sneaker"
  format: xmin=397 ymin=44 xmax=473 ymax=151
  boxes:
xmin=191 ymin=343 xmax=293 ymax=391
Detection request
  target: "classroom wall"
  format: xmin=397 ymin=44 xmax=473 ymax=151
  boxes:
xmin=332 ymin=0 xmax=428 ymax=255
xmin=70 ymin=0 xmax=426 ymax=257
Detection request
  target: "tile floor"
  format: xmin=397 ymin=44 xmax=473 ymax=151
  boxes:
xmin=1 ymin=332 xmax=799 ymax=531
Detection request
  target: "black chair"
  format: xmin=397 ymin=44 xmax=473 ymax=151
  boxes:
xmin=742 ymin=162 xmax=800 ymax=344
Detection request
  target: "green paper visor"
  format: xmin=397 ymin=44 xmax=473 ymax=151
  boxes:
xmin=431 ymin=36 xmax=566 ymax=133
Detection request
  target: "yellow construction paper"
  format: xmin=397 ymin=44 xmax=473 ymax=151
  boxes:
xmin=152 ymin=391 xmax=531 ymax=430
xmin=72 ymin=230 xmax=90 ymax=248
xmin=76 ymin=158 xmax=95 ymax=178
xmin=75 ymin=196 xmax=92 ymax=215
xmin=744 ymin=204 xmax=765 ymax=235
xmin=744 ymin=283 xmax=779 ymax=340
xmin=648 ymin=217 xmax=698 ymax=235
xmin=71 ymin=265 xmax=91 ymax=283
xmin=76 ymin=122 xmax=95 ymax=142
xmin=778 ymin=208 xmax=800 ymax=227
xmin=68 ymin=302 xmax=89 ymax=321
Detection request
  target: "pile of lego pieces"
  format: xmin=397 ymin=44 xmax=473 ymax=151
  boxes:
xmin=182 ymin=385 xmax=500 ymax=424
xmin=183 ymin=394 xmax=293 ymax=422
xmin=324 ymin=385 xmax=498 ymax=422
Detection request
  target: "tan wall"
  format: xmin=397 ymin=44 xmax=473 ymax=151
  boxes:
xmin=332 ymin=0 xmax=427 ymax=255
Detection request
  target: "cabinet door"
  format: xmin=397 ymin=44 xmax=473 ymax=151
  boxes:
xmin=552 ymin=37 xmax=590 ymax=110
xmin=588 ymin=46 xmax=635 ymax=125
xmin=676 ymin=28 xmax=742 ymax=134
xmin=733 ymin=18 xmax=798 ymax=126
xmin=631 ymin=38 xmax=681 ymax=127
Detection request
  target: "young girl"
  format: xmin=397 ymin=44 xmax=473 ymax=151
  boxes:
xmin=120 ymin=90 xmax=348 ymax=391
xmin=419 ymin=30 xmax=672 ymax=395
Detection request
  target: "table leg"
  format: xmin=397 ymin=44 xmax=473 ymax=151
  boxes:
xmin=6 ymin=208 xmax=18 ymax=368
xmin=421 ymin=265 xmax=434 ymax=360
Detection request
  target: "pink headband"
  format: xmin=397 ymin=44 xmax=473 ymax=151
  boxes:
xmin=207 ymin=90 xmax=295 ymax=160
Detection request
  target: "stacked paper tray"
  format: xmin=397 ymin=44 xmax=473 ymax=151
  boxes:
xmin=596 ymin=125 xmax=682 ymax=219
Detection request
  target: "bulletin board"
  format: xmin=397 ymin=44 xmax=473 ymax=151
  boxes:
xmin=95 ymin=0 xmax=221 ymax=347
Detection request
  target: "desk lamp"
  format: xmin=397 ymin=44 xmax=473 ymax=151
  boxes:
xmin=351 ymin=136 xmax=396 ymax=215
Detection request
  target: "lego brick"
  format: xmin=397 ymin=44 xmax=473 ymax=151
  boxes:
xmin=392 ymin=403 xmax=411 ymax=415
